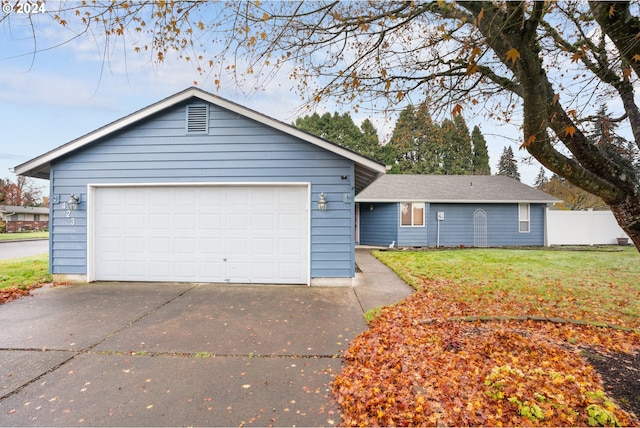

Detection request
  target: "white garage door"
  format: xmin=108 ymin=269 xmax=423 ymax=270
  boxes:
xmin=92 ymin=185 xmax=309 ymax=284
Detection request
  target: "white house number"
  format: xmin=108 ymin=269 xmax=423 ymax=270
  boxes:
xmin=61 ymin=202 xmax=75 ymax=225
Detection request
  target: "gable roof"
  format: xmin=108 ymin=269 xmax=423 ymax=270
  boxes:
xmin=14 ymin=87 xmax=385 ymax=192
xmin=355 ymin=174 xmax=559 ymax=203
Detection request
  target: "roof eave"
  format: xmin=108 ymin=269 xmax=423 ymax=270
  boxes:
xmin=14 ymin=88 xmax=199 ymax=178
xmin=193 ymin=90 xmax=386 ymax=174
xmin=15 ymin=87 xmax=386 ymax=180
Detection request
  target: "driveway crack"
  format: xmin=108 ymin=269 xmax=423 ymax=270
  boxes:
xmin=85 ymin=283 xmax=201 ymax=352
xmin=0 ymin=284 xmax=200 ymax=403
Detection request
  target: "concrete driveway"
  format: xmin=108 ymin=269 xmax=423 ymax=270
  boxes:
xmin=0 ymin=249 xmax=413 ymax=427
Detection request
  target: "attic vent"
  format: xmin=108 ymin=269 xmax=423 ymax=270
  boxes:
xmin=186 ymin=105 xmax=208 ymax=134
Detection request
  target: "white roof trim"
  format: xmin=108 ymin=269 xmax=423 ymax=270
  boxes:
xmin=15 ymin=87 xmax=386 ymax=177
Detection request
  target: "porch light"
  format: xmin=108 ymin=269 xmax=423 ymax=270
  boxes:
xmin=67 ymin=194 xmax=80 ymax=211
xmin=317 ymin=192 xmax=328 ymax=211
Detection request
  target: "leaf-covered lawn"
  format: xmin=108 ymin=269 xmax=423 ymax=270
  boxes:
xmin=333 ymin=248 xmax=640 ymax=426
xmin=375 ymin=248 xmax=640 ymax=328
xmin=0 ymin=254 xmax=52 ymax=304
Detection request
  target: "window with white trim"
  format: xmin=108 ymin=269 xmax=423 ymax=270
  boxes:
xmin=518 ymin=203 xmax=530 ymax=233
xmin=400 ymin=202 xmax=425 ymax=227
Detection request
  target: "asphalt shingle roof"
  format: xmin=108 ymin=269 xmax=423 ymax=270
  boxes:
xmin=355 ymin=174 xmax=559 ymax=203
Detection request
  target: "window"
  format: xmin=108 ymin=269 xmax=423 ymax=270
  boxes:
xmin=518 ymin=203 xmax=530 ymax=233
xmin=186 ymin=105 xmax=209 ymax=134
xmin=400 ymin=202 xmax=425 ymax=227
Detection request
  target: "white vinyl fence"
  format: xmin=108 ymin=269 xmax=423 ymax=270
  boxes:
xmin=547 ymin=210 xmax=630 ymax=246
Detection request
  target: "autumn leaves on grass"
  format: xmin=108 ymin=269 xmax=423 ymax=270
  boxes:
xmin=333 ymin=249 xmax=640 ymax=426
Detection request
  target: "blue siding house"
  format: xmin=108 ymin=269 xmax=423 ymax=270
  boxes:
xmin=356 ymin=175 xmax=558 ymax=248
xmin=15 ymin=87 xmax=385 ymax=285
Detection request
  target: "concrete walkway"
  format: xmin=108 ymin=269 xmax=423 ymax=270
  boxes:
xmin=353 ymin=247 xmax=415 ymax=312
xmin=0 ymin=248 xmax=413 ymax=427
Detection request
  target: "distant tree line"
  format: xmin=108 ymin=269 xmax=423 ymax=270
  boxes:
xmin=296 ymin=102 xmax=640 ymax=214
xmin=294 ymin=103 xmax=492 ymax=176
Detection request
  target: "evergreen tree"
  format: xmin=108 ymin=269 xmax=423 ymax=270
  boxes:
xmin=591 ymin=104 xmax=640 ymax=189
xmin=534 ymin=166 xmax=548 ymax=188
xmin=388 ymin=103 xmax=441 ymax=174
xmin=295 ymin=112 xmax=362 ymax=150
xmin=439 ymin=115 xmax=473 ymax=174
xmin=471 ymin=126 xmax=491 ymax=175
xmin=294 ymin=112 xmax=385 ymax=162
xmin=359 ymin=119 xmax=382 ymax=160
xmin=497 ymin=146 xmax=520 ymax=181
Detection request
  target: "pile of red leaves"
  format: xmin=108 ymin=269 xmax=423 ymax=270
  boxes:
xmin=333 ymin=284 xmax=640 ymax=426
xmin=0 ymin=286 xmax=34 ymax=304
xmin=0 ymin=283 xmax=49 ymax=305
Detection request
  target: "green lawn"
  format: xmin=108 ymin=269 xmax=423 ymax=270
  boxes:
xmin=374 ymin=247 xmax=640 ymax=328
xmin=0 ymin=254 xmax=52 ymax=289
xmin=0 ymin=231 xmax=49 ymax=241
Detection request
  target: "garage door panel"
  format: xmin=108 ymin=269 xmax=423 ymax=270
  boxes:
xmin=200 ymin=189 xmax=224 ymax=207
xmin=252 ymin=238 xmax=275 ymax=255
xmin=124 ymin=237 xmax=146 ymax=255
xmin=175 ymin=238 xmax=196 ymax=254
xmin=149 ymin=262 xmax=171 ymax=279
xmin=173 ymin=187 xmax=200 ymax=206
xmin=200 ymin=213 xmax=222 ymax=229
xmin=251 ymin=262 xmax=275 ymax=282
xmin=149 ymin=213 xmax=171 ymax=229
xmin=175 ymin=262 xmax=198 ymax=280
xmin=201 ymin=261 xmax=224 ymax=278
xmin=279 ymin=263 xmax=305 ymax=282
xmin=94 ymin=185 xmax=308 ymax=284
xmin=99 ymin=237 xmax=121 ymax=253
xmin=279 ymin=213 xmax=303 ymax=230
xmin=227 ymin=188 xmax=250 ymax=204
xmin=227 ymin=238 xmax=248 ymax=255
xmin=252 ymin=213 xmax=274 ymax=230
xmin=124 ymin=261 xmax=147 ymax=279
xmin=227 ymin=213 xmax=248 ymax=230
xmin=226 ymin=261 xmax=250 ymax=282
xmin=175 ymin=213 xmax=196 ymax=229
xmin=149 ymin=237 xmax=171 ymax=253
xmin=97 ymin=261 xmax=121 ymax=279
xmin=279 ymin=238 xmax=304 ymax=254
xmin=200 ymin=237 xmax=223 ymax=255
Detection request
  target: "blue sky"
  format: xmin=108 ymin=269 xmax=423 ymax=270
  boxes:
xmin=0 ymin=5 xmax=538 ymax=196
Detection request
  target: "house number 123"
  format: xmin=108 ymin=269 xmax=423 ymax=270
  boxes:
xmin=62 ymin=202 xmax=75 ymax=225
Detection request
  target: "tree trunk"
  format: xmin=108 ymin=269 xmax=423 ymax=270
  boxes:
xmin=609 ymin=194 xmax=640 ymax=249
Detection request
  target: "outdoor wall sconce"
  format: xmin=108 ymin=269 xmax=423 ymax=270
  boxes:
xmin=317 ymin=192 xmax=328 ymax=211
xmin=67 ymin=194 xmax=80 ymax=211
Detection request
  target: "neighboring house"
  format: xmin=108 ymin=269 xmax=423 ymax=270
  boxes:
xmin=0 ymin=205 xmax=49 ymax=232
xmin=14 ymin=87 xmax=385 ymax=285
xmin=355 ymin=175 xmax=559 ymax=248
